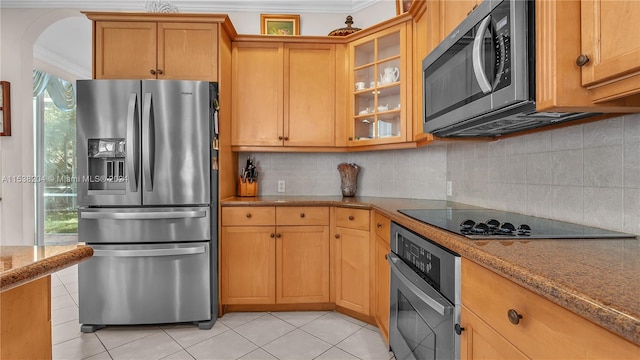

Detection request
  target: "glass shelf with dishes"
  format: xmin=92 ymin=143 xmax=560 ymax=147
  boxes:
xmin=349 ymin=24 xmax=406 ymax=145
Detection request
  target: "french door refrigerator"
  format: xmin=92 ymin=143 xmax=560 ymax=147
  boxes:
xmin=76 ymin=80 xmax=218 ymax=332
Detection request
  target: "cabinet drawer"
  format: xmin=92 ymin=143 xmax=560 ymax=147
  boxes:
xmin=373 ymin=212 xmax=391 ymax=242
xmin=222 ymin=207 xmax=275 ymax=226
xmin=335 ymin=208 xmax=370 ymax=231
xmin=276 ymin=207 xmax=329 ymax=226
xmin=462 ymin=258 xmax=639 ymax=359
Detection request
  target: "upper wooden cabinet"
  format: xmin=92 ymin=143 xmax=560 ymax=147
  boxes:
xmin=232 ymin=40 xmax=339 ymax=148
xmin=85 ymin=13 xmax=226 ymax=81
xmin=439 ymin=0 xmax=480 ymax=38
xmin=348 ymin=21 xmax=411 ymax=146
xmin=579 ymin=0 xmax=640 ymax=102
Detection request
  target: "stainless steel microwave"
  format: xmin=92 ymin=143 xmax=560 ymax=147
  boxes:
xmin=422 ymin=0 xmax=593 ymax=137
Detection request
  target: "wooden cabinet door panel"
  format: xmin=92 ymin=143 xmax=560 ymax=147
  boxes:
xmin=277 ymin=226 xmax=330 ymax=303
xmin=284 ymin=44 xmax=336 ymax=147
xmin=461 ymin=305 xmax=530 ymax=360
xmin=95 ymin=21 xmax=157 ymax=79
xmin=334 ymin=227 xmax=370 ymax=314
xmin=232 ymin=43 xmax=284 ymax=146
xmin=580 ymin=0 xmax=640 ymax=102
xmin=375 ymin=235 xmax=390 ymax=343
xmin=221 ymin=226 xmax=276 ymax=304
xmin=157 ymin=22 xmax=218 ymax=81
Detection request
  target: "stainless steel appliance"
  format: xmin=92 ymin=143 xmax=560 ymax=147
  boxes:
xmin=389 ymin=222 xmax=461 ymax=360
xmin=422 ymin=0 xmax=595 ymax=137
xmin=398 ymin=209 xmax=636 ymax=239
xmin=76 ymin=80 xmax=219 ymax=332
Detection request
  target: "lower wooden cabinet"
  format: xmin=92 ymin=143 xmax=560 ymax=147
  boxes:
xmin=221 ymin=206 xmax=330 ymax=305
xmin=461 ymin=258 xmax=640 ymax=359
xmin=332 ymin=208 xmax=371 ymax=316
xmin=221 ymin=225 xmax=276 ymax=304
xmin=373 ymin=212 xmax=391 ymax=343
xmin=277 ymin=225 xmax=330 ymax=303
xmin=0 ymin=276 xmax=52 ymax=360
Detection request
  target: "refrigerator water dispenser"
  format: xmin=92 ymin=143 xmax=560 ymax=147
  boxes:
xmin=87 ymin=138 xmax=126 ymax=192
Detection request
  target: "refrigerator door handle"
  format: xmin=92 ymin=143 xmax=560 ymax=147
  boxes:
xmin=92 ymin=246 xmax=206 ymax=258
xmin=126 ymin=93 xmax=139 ymax=193
xmin=81 ymin=210 xmax=207 ymax=220
xmin=142 ymin=92 xmax=154 ymax=191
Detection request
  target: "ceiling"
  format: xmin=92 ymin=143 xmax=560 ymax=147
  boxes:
xmin=0 ymin=0 xmax=381 ymax=13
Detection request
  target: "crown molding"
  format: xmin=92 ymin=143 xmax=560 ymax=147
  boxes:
xmin=33 ymin=45 xmax=91 ymax=79
xmin=1 ymin=0 xmax=380 ymax=14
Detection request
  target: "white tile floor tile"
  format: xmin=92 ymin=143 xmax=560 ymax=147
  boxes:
xmin=51 ymin=272 xmax=394 ymax=360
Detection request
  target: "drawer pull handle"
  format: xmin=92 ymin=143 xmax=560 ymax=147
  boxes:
xmin=348 ymin=215 xmax=354 ymax=221
xmin=576 ymin=54 xmax=590 ymax=67
xmin=507 ymin=309 xmax=523 ymax=325
xmin=270 ymin=233 xmax=275 ymax=238
xmin=454 ymin=324 xmax=465 ymax=335
xmin=246 ymin=213 xmax=252 ymax=218
xmin=377 ymin=223 xmax=382 ymax=228
xmin=300 ymin=213 xmax=305 ymax=218
xmin=335 ymin=234 xmax=340 ymax=239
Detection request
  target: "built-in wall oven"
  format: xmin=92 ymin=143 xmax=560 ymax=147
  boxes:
xmin=388 ymin=222 xmax=461 ymax=360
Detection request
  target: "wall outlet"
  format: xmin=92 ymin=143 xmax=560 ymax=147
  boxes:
xmin=277 ymin=180 xmax=286 ymax=193
xmin=446 ymin=181 xmax=453 ymax=196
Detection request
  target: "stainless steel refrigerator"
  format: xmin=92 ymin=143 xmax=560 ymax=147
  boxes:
xmin=76 ymin=80 xmax=218 ymax=332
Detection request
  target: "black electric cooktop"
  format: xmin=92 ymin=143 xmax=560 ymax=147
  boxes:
xmin=398 ymin=208 xmax=637 ymax=239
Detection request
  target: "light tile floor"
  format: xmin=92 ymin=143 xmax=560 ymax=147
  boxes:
xmin=51 ymin=265 xmax=396 ymax=360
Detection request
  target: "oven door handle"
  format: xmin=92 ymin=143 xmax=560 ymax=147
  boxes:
xmin=388 ymin=253 xmax=453 ymax=316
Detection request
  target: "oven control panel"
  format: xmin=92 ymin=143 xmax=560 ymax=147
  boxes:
xmin=396 ymin=234 xmax=441 ymax=291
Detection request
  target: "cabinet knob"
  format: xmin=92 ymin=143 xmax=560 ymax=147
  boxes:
xmin=278 ymin=136 xmax=283 ymax=140
xmin=335 ymin=234 xmax=340 ymax=239
xmin=377 ymin=223 xmax=382 ymax=228
xmin=454 ymin=324 xmax=465 ymax=335
xmin=149 ymin=69 xmax=156 ymax=75
xmin=348 ymin=137 xmax=353 ymax=141
xmin=270 ymin=233 xmax=275 ymax=238
xmin=348 ymin=215 xmax=354 ymax=221
xmin=507 ymin=309 xmax=523 ymax=325
xmin=276 ymin=233 xmax=282 ymax=238
xmin=300 ymin=213 xmax=305 ymax=218
xmin=576 ymin=54 xmax=590 ymax=67
xmin=157 ymin=69 xmax=163 ymax=75
xmin=284 ymin=136 xmax=289 ymax=141
xmin=246 ymin=213 xmax=252 ymax=218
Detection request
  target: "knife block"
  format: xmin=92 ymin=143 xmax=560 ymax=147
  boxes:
xmin=237 ymin=177 xmax=258 ymax=197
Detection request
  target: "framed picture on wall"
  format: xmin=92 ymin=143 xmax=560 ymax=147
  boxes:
xmin=396 ymin=0 xmax=413 ymax=14
xmin=260 ymin=14 xmax=300 ymax=35
xmin=0 ymin=81 xmax=10 ymax=136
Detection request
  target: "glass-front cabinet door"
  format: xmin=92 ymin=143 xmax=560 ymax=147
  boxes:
xmin=349 ymin=23 xmax=408 ymax=146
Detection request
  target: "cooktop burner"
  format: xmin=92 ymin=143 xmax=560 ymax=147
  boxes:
xmin=398 ymin=208 xmax=636 ymax=239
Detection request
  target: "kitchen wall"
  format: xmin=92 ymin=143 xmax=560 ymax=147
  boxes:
xmin=447 ymin=114 xmax=640 ymax=236
xmin=241 ymin=113 xmax=640 ymax=236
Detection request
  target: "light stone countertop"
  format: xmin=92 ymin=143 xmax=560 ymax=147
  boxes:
xmin=222 ymin=195 xmax=640 ymax=345
xmin=0 ymin=244 xmax=93 ymax=292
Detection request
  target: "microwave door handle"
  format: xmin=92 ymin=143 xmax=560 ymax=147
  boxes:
xmin=472 ymin=15 xmax=493 ymax=94
xmin=142 ymin=92 xmax=153 ymax=191
xmin=388 ymin=253 xmax=452 ymax=316
xmin=126 ymin=93 xmax=139 ymax=192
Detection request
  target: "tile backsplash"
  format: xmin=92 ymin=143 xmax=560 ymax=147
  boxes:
xmin=446 ymin=113 xmax=640 ymax=235
xmin=239 ymin=113 xmax=639 ymax=235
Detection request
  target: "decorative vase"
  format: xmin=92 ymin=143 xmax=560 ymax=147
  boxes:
xmin=337 ymin=163 xmax=360 ymax=197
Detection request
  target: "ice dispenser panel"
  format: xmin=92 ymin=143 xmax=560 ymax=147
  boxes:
xmin=87 ymin=139 xmax=126 ymax=192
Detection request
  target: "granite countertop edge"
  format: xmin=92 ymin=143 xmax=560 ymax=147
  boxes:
xmin=0 ymin=245 xmax=94 ymax=292
xmin=221 ymin=196 xmax=640 ymax=345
